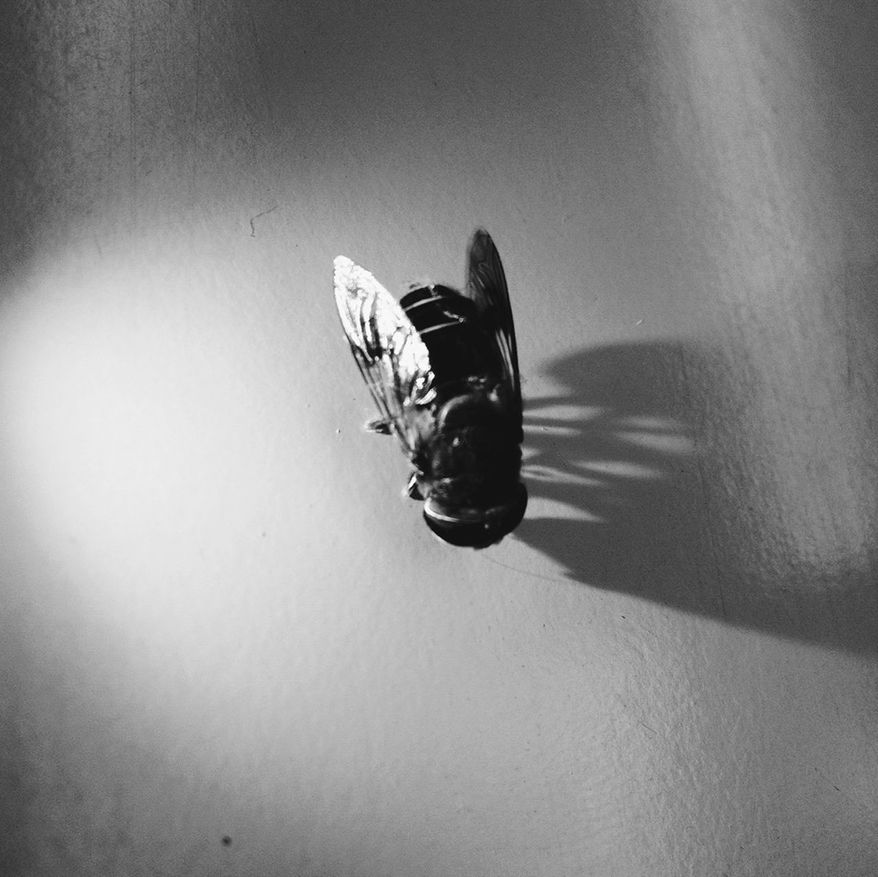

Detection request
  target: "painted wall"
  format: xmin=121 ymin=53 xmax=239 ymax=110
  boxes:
xmin=2 ymin=2 xmax=877 ymax=874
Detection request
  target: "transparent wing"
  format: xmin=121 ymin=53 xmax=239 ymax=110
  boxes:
xmin=333 ymin=255 xmax=436 ymax=456
xmin=463 ymin=229 xmax=522 ymax=418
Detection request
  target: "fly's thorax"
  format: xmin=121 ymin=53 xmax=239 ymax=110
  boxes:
xmin=399 ymin=284 xmax=505 ymax=393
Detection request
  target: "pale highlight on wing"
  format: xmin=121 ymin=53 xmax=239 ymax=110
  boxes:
xmin=333 ymin=256 xmax=435 ymax=455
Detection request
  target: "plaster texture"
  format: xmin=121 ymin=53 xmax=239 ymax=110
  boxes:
xmin=1 ymin=2 xmax=877 ymax=875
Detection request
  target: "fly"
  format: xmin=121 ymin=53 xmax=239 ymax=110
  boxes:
xmin=333 ymin=229 xmax=526 ymax=548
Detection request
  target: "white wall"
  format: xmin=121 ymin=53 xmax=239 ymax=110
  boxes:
xmin=2 ymin=2 xmax=877 ymax=874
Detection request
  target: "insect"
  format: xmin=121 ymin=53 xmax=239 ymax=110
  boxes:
xmin=333 ymin=229 xmax=527 ymax=548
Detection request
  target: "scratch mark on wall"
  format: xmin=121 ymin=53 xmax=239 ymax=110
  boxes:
xmin=812 ymin=765 xmax=874 ymax=815
xmin=249 ymin=205 xmax=278 ymax=237
xmin=483 ymin=554 xmax=566 ymax=585
xmin=637 ymin=719 xmax=658 ymax=737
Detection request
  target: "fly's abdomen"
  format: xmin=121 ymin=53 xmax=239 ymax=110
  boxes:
xmin=428 ymin=394 xmax=522 ymax=507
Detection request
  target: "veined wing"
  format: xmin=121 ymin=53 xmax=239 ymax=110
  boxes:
xmin=333 ymin=255 xmax=436 ymax=456
xmin=463 ymin=229 xmax=522 ymax=419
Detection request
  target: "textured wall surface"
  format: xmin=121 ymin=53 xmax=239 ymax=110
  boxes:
xmin=2 ymin=2 xmax=877 ymax=875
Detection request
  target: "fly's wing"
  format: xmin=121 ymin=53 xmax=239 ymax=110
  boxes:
xmin=463 ymin=229 xmax=523 ymax=421
xmin=333 ymin=255 xmax=436 ymax=457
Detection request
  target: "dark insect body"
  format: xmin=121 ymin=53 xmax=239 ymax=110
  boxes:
xmin=334 ymin=230 xmax=526 ymax=548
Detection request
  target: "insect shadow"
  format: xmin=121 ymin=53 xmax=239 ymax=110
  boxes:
xmin=515 ymin=341 xmax=878 ymax=654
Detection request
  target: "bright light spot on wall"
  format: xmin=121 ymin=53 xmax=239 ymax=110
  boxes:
xmin=0 ymin=240 xmax=301 ymax=627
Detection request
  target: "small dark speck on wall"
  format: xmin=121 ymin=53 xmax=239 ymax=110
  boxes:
xmin=222 ymin=836 xmax=232 ymax=846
